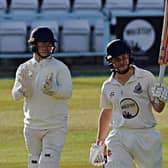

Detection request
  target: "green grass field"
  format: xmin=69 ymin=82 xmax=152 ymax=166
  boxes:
xmin=0 ymin=77 xmax=168 ymax=168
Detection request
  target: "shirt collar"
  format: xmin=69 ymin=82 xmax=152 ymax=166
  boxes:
xmin=31 ymin=56 xmax=52 ymax=65
xmin=108 ymin=65 xmax=143 ymax=85
xmin=132 ymin=65 xmax=144 ymax=78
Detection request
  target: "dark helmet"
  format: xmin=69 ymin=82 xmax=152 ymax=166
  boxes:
xmin=105 ymin=39 xmax=133 ymax=72
xmin=105 ymin=39 xmax=131 ymax=61
xmin=28 ymin=26 xmax=57 ymax=53
xmin=28 ymin=26 xmax=57 ymax=44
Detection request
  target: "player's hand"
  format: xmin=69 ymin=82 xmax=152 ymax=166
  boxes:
xmin=18 ymin=68 xmax=33 ymax=98
xmin=89 ymin=143 xmax=105 ymax=166
xmin=152 ymin=83 xmax=168 ymax=102
xmin=42 ymin=73 xmax=57 ymax=96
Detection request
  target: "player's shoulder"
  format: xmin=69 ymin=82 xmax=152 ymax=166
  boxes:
xmin=101 ymin=75 xmax=115 ymax=94
xmin=50 ymin=57 xmax=70 ymax=70
xmin=51 ymin=57 xmax=66 ymax=66
xmin=134 ymin=65 xmax=155 ymax=79
xmin=17 ymin=58 xmax=32 ymax=70
xmin=101 ymin=74 xmax=114 ymax=89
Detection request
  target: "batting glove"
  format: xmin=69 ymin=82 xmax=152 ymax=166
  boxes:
xmin=42 ymin=73 xmax=57 ymax=96
xmin=89 ymin=143 xmax=105 ymax=166
xmin=152 ymin=83 xmax=168 ymax=102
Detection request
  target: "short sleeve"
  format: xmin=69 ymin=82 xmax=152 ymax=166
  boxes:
xmin=100 ymin=83 xmax=112 ymax=109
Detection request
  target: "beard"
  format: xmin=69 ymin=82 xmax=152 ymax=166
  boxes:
xmin=114 ymin=64 xmax=130 ymax=74
xmin=117 ymin=66 xmax=130 ymax=74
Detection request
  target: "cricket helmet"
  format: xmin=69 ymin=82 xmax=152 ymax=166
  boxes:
xmin=105 ymin=39 xmax=131 ymax=61
xmin=28 ymin=26 xmax=57 ymax=53
xmin=105 ymin=39 xmax=133 ymax=72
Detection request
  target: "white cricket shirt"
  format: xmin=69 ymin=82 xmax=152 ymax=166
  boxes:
xmin=12 ymin=56 xmax=72 ymax=129
xmin=100 ymin=65 xmax=157 ymax=129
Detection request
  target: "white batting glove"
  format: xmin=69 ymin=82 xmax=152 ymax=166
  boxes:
xmin=42 ymin=73 xmax=57 ymax=96
xmin=18 ymin=69 xmax=33 ymax=98
xmin=89 ymin=143 xmax=105 ymax=166
xmin=152 ymin=83 xmax=168 ymax=102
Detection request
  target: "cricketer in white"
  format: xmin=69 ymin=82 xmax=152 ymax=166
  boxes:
xmin=12 ymin=27 xmax=72 ymax=168
xmin=90 ymin=39 xmax=165 ymax=168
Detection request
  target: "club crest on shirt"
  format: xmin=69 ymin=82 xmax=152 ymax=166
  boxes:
xmin=120 ymin=98 xmax=139 ymax=119
xmin=109 ymin=91 xmax=115 ymax=98
xmin=133 ymin=82 xmax=142 ymax=94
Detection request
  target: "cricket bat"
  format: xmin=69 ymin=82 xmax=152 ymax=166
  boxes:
xmin=158 ymin=0 xmax=168 ymax=83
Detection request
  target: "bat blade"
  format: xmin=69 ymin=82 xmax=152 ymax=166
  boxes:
xmin=158 ymin=0 xmax=168 ymax=83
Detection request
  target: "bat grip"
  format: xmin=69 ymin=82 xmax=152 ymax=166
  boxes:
xmin=159 ymin=65 xmax=166 ymax=84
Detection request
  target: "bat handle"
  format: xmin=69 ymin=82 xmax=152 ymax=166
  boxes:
xmin=159 ymin=65 xmax=166 ymax=84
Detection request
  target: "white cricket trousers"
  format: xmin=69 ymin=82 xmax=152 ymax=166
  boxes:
xmin=24 ymin=127 xmax=66 ymax=168
xmin=105 ymin=127 xmax=162 ymax=168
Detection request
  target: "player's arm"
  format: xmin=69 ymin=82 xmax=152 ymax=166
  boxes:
xmin=12 ymin=65 xmax=28 ymax=100
xmin=97 ymin=108 xmax=112 ymax=144
xmin=90 ymin=108 xmax=112 ymax=166
xmin=12 ymin=64 xmax=33 ymax=100
xmin=90 ymin=83 xmax=112 ymax=166
xmin=151 ymin=98 xmax=165 ymax=113
xmin=12 ymin=79 xmax=25 ymax=101
xmin=151 ymin=83 xmax=167 ymax=113
xmin=97 ymin=83 xmax=113 ymax=142
xmin=42 ymin=66 xmax=72 ymax=99
xmin=54 ymin=66 xmax=72 ymax=99
xmin=146 ymin=72 xmax=166 ymax=113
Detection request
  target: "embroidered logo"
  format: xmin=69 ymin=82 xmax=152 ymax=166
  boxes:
xmin=133 ymin=82 xmax=142 ymax=94
xmin=109 ymin=91 xmax=115 ymax=98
